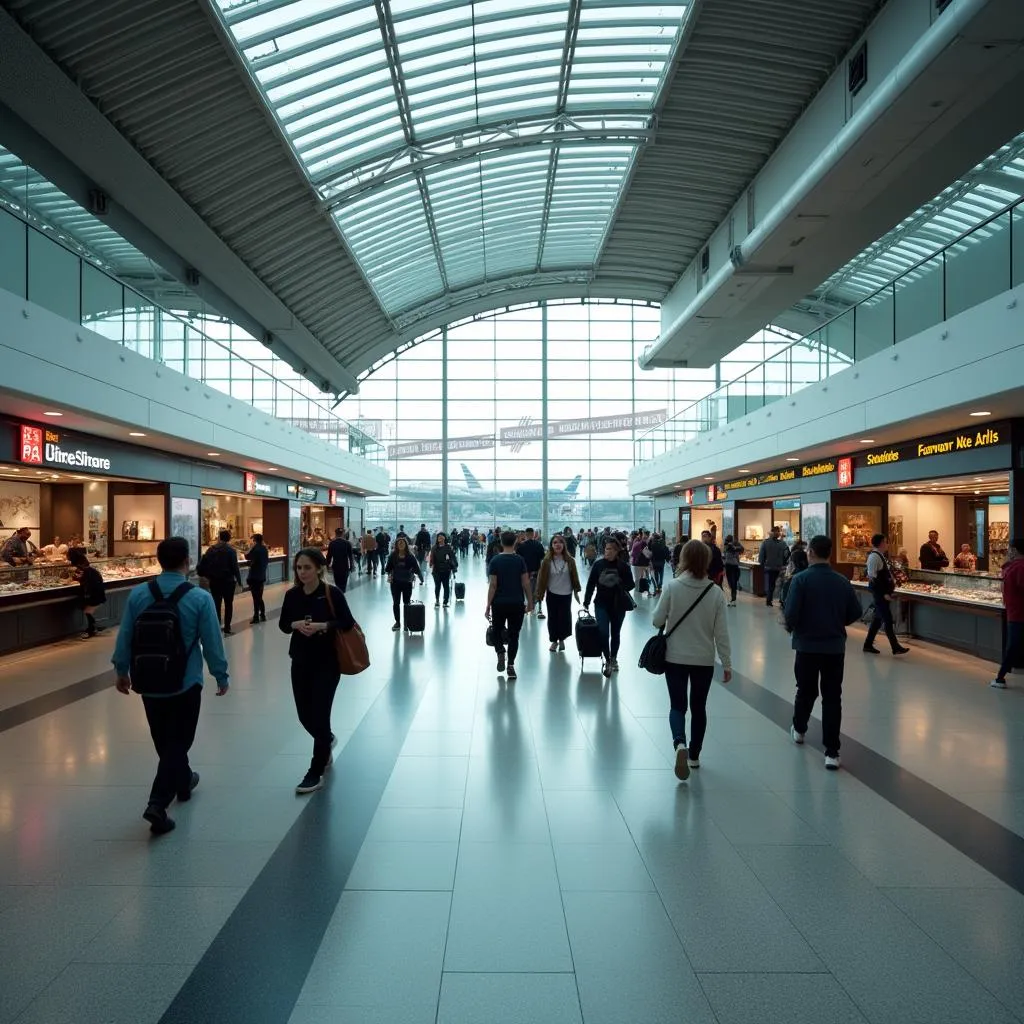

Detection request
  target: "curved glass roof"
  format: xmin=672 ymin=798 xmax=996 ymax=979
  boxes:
xmin=216 ymin=0 xmax=691 ymax=317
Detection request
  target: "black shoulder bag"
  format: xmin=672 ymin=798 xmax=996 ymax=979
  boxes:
xmin=638 ymin=583 xmax=715 ymax=676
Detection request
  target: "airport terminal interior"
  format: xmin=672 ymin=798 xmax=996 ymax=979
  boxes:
xmin=2 ymin=0 xmax=1024 ymax=1022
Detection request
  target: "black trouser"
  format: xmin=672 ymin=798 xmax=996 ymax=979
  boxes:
xmin=725 ymin=564 xmax=740 ymax=602
xmin=651 ymin=562 xmax=665 ymax=590
xmin=792 ymin=652 xmax=845 ymax=757
xmin=491 ymin=603 xmax=526 ymax=664
xmin=391 ymin=580 xmax=413 ymax=622
xmin=210 ymin=579 xmax=236 ymax=629
xmin=595 ymin=603 xmax=626 ymax=661
xmin=664 ymin=662 xmax=715 ymax=756
xmin=291 ymin=661 xmax=340 ymax=775
xmin=142 ymin=684 xmax=202 ymax=810
xmin=366 ymin=551 xmax=377 ymax=574
xmin=249 ymin=580 xmax=266 ymax=620
xmin=865 ymin=594 xmax=899 ymax=650
xmin=332 ymin=568 xmax=350 ymax=593
xmin=764 ymin=568 xmax=781 ymax=605
xmin=433 ymin=571 xmax=452 ymax=603
xmin=997 ymin=620 xmax=1023 ymax=680
xmin=545 ymin=591 xmax=572 ymax=642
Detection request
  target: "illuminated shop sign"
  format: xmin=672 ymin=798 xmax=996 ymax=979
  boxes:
xmin=243 ymin=472 xmax=274 ymax=495
xmin=18 ymin=425 xmax=112 ymax=471
xmin=837 ymin=457 xmax=854 ymax=488
xmin=288 ymin=485 xmax=320 ymax=502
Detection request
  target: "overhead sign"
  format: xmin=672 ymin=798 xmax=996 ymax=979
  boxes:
xmin=856 ymin=424 xmax=1005 ymax=469
xmin=243 ymin=472 xmax=274 ymax=496
xmin=328 ymin=489 xmax=347 ymax=506
xmin=388 ymin=435 xmax=495 ymax=459
xmin=18 ymin=426 xmax=112 ymax=471
xmin=288 ymin=485 xmax=320 ymax=502
xmin=837 ymin=457 xmax=854 ymax=488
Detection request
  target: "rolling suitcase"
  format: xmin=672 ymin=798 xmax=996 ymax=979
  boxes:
xmin=405 ymin=601 xmax=426 ymax=634
xmin=454 ymin=579 xmax=466 ymax=601
xmin=575 ymin=609 xmax=603 ymax=666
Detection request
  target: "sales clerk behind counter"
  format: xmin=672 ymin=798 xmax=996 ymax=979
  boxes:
xmin=0 ymin=528 xmax=37 ymax=566
xmin=919 ymin=531 xmax=949 ymax=571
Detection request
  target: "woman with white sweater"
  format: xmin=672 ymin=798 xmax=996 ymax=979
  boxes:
xmin=651 ymin=538 xmax=732 ymax=781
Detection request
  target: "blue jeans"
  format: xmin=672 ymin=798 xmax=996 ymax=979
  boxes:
xmin=595 ymin=604 xmax=626 ymax=661
xmin=665 ymin=663 xmax=714 ymax=755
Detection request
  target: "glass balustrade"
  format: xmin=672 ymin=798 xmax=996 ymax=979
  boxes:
xmin=0 ymin=208 xmax=384 ymax=465
xmin=635 ymin=195 xmax=1024 ymax=464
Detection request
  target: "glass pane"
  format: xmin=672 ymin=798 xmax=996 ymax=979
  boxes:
xmin=894 ymin=254 xmax=943 ymax=344
xmin=0 ymin=209 xmax=26 ymax=298
xmin=82 ymin=263 xmax=124 ymax=342
xmin=854 ymin=284 xmax=894 ymax=360
xmin=27 ymin=229 xmax=80 ymax=322
xmin=944 ymin=212 xmax=1011 ymax=319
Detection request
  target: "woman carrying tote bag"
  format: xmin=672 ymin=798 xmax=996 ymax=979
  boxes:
xmin=651 ymin=539 xmax=732 ymax=782
xmin=278 ymin=547 xmax=359 ymax=796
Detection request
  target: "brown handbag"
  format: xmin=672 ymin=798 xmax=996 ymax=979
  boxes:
xmin=324 ymin=586 xmax=370 ymax=675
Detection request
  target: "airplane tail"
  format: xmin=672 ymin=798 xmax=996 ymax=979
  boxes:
xmin=461 ymin=463 xmax=483 ymax=490
xmin=564 ymin=475 xmax=583 ymax=495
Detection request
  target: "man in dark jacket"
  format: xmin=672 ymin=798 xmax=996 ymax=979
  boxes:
xmin=517 ymin=527 xmax=547 ymax=618
xmin=415 ymin=524 xmax=431 ymax=564
xmin=247 ymin=533 xmax=270 ymax=624
xmin=784 ymin=535 xmax=863 ymax=771
xmin=758 ymin=527 xmax=790 ymax=607
xmin=197 ymin=530 xmax=243 ymax=636
xmin=919 ymin=530 xmax=949 ymax=570
xmin=701 ymin=529 xmax=724 ymax=587
xmin=326 ymin=528 xmax=355 ymax=593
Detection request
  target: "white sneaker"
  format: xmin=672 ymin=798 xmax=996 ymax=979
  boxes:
xmin=674 ymin=746 xmax=690 ymax=781
xmin=825 ymin=755 xmax=841 ymax=771
xmin=687 ymin=757 xmax=700 ymax=769
xmin=727 ymin=601 xmax=736 ymax=608
xmin=791 ymin=725 xmax=805 ymax=745
xmin=990 ymin=678 xmax=1007 ymax=689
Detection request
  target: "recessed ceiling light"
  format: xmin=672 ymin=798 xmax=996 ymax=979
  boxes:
xmin=974 ymin=478 xmax=983 ymax=482
xmin=738 ymin=469 xmax=750 ymax=474
xmin=207 ymin=452 xmax=220 ymax=457
xmin=10 ymin=468 xmax=20 ymax=472
xmin=975 ymin=490 xmax=981 ymax=494
xmin=969 ymin=411 xmax=991 ymax=417
xmin=129 ymin=432 xmax=146 ymax=437
xmin=785 ymin=457 xmax=799 ymax=462
xmin=703 ymin=476 xmax=713 ymax=481
xmin=304 ymin=476 xmax=312 ymax=480
xmin=43 ymin=411 xmax=63 ymax=417
xmin=859 ymin=439 xmax=874 ymax=444
xmin=267 ymin=467 xmax=279 ymax=472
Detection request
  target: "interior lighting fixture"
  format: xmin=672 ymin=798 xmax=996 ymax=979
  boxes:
xmin=859 ymin=439 xmax=874 ymax=444
xmin=738 ymin=469 xmax=750 ymax=474
xmin=267 ymin=467 xmax=279 ymax=472
xmin=975 ymin=490 xmax=981 ymax=494
xmin=969 ymin=410 xmax=991 ymax=417
xmin=129 ymin=432 xmax=146 ymax=437
xmin=703 ymin=476 xmax=713 ymax=480
xmin=43 ymin=411 xmax=63 ymax=417
xmin=207 ymin=452 xmax=221 ymax=457
xmin=785 ymin=458 xmax=799 ymax=462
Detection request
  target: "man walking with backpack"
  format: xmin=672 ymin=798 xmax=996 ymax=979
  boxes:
xmin=113 ymin=537 xmax=229 ymax=835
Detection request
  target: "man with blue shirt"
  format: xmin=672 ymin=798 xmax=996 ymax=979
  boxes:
xmin=114 ymin=537 xmax=229 ymax=835
xmin=783 ymin=534 xmax=863 ymax=771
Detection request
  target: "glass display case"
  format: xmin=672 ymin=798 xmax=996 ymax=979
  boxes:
xmin=0 ymin=555 xmax=159 ymax=598
xmin=854 ymin=568 xmax=1003 ymax=609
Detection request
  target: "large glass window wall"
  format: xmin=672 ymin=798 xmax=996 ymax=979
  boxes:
xmin=339 ymin=300 xmax=789 ymax=535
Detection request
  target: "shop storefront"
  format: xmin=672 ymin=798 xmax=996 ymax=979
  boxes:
xmin=0 ymin=418 xmax=351 ymax=653
xmin=655 ymin=419 xmax=1022 ymax=660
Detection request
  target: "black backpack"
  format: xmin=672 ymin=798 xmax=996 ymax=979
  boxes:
xmin=130 ymin=580 xmax=196 ymax=694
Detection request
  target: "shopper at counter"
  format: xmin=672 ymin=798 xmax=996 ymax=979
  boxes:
xmin=722 ymin=535 xmax=744 ymax=607
xmin=758 ymin=526 xmax=790 ymax=607
xmin=919 ymin=531 xmax=950 ymax=570
xmin=991 ymin=538 xmax=1024 ymax=690
xmin=113 ymin=536 xmax=229 ymax=836
xmin=68 ymin=548 xmax=106 ymax=639
xmin=1 ymin=527 xmax=35 ymax=566
xmin=247 ymin=533 xmax=269 ymax=624
xmin=197 ymin=530 xmax=243 ymax=636
xmin=784 ymin=535 xmax=863 ymax=770
xmin=863 ymin=534 xmax=910 ymax=657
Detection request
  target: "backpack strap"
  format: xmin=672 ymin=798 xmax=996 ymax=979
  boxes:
xmin=147 ymin=579 xmax=162 ymax=603
xmin=167 ymin=581 xmax=194 ymax=606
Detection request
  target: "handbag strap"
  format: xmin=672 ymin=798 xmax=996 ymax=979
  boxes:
xmin=323 ymin=583 xmax=336 ymax=623
xmin=662 ymin=583 xmax=715 ymax=640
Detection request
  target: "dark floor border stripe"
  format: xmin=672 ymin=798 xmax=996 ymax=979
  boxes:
xmin=157 ymin=662 xmax=431 ymax=1024
xmin=726 ymin=668 xmax=1024 ymax=895
xmin=0 ymin=574 xmax=377 ymax=734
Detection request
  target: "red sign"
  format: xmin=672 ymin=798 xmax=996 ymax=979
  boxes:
xmin=328 ymin=489 xmax=337 ymax=506
xmin=243 ymin=471 xmax=256 ymax=494
xmin=683 ymin=488 xmax=694 ymax=505
xmin=707 ymin=484 xmax=719 ymax=502
xmin=19 ymin=425 xmax=43 ymax=465
xmin=837 ymin=457 xmax=854 ymax=488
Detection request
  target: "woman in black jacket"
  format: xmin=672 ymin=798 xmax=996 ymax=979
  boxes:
xmin=384 ymin=536 xmax=424 ymax=630
xmin=279 ymin=547 xmax=356 ymax=795
xmin=648 ymin=533 xmax=670 ymax=595
xmin=582 ymin=538 xmax=636 ymax=677
xmin=429 ymin=532 xmax=459 ymax=608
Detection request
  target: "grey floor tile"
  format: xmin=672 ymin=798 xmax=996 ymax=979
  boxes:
xmin=562 ymin=890 xmax=716 ymax=1024
xmin=543 ymin=789 xmax=634 ymax=844
xmin=459 ymin=789 xmax=552 ymax=842
xmin=365 ymin=806 xmax=463 ymax=843
xmin=553 ymin=841 xmax=655 ymax=892
xmin=445 ymin=842 xmax=573 ymax=972
xmin=75 ymin=886 xmax=246 ymax=965
xmin=296 ymin=890 xmax=450 ymax=1022
xmin=12 ymin=962 xmax=192 ymax=1024
xmin=437 ymin=973 xmax=582 ymax=1024
xmin=346 ymin=841 xmax=458 ymax=890
xmin=884 ymin=886 xmax=1024 ymax=1018
xmin=699 ymin=973 xmax=869 ymax=1024
xmin=401 ymin=730 xmax=473 ymax=756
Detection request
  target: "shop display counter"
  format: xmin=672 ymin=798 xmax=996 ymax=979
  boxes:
xmin=738 ymin=559 xmax=764 ymax=598
xmin=0 ymin=556 xmax=159 ymax=654
xmin=237 ymin=552 xmax=289 ymax=586
xmin=852 ymin=569 xmax=1004 ymax=661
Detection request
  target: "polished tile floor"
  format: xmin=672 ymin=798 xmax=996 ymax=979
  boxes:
xmin=1 ymin=563 xmax=1022 ymax=1024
